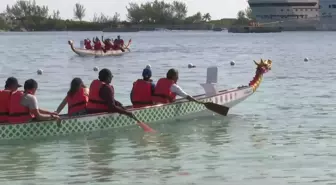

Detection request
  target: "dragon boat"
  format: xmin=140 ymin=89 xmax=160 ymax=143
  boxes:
xmin=0 ymin=59 xmax=272 ymax=140
xmin=68 ymin=39 xmax=131 ymax=57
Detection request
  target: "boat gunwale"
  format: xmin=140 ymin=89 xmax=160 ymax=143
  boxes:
xmin=0 ymin=86 xmax=251 ymax=126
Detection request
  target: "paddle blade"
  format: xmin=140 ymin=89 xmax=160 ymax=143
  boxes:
xmin=204 ymin=102 xmax=229 ymax=116
xmin=137 ymin=122 xmax=156 ymax=133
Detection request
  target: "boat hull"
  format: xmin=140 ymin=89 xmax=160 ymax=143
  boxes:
xmin=0 ymin=86 xmax=254 ymax=140
xmin=68 ymin=40 xmax=131 ymax=57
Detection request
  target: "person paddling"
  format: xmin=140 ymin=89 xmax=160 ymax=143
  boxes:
xmin=0 ymin=77 xmax=22 ymax=123
xmin=84 ymin=38 xmax=92 ymax=50
xmin=8 ymin=79 xmax=59 ymax=124
xmin=113 ymin=35 xmax=125 ymax=52
xmin=103 ymin=39 xmax=113 ymax=52
xmin=152 ymin=68 xmax=199 ymax=104
xmin=93 ymin=37 xmax=102 ymax=51
xmin=55 ymin=78 xmax=89 ymax=116
xmin=130 ymin=67 xmax=155 ymax=108
xmin=86 ymin=68 xmax=135 ymax=118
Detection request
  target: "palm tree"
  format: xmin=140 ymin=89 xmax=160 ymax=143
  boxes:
xmin=202 ymin=13 xmax=211 ymax=22
xmin=73 ymin=3 xmax=85 ymax=21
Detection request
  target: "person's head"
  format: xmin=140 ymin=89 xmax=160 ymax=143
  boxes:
xmin=98 ymin=68 xmax=113 ymax=84
xmin=166 ymin=68 xmax=178 ymax=82
xmin=95 ymin=37 xmax=99 ymax=42
xmin=117 ymin=35 xmax=120 ymax=39
xmin=24 ymin=79 xmax=38 ymax=95
xmin=68 ymin=78 xmax=85 ymax=97
xmin=142 ymin=68 xmax=152 ymax=81
xmin=5 ymin=77 xmax=22 ymax=91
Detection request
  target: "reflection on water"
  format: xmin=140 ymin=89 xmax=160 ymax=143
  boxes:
xmin=0 ymin=144 xmax=39 ymax=182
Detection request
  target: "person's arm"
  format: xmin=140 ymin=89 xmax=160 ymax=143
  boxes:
xmin=84 ymin=88 xmax=89 ymax=96
xmin=26 ymin=96 xmax=59 ymax=121
xmin=39 ymin=109 xmax=58 ymax=115
xmin=170 ymin=84 xmax=200 ymax=103
xmin=55 ymin=96 xmax=67 ymax=114
xmin=99 ymin=86 xmax=132 ymax=116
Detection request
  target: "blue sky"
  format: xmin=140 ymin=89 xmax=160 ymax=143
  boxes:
xmin=1 ymin=0 xmax=248 ymax=21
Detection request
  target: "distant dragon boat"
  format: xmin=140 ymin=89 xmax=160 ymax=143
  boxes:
xmin=0 ymin=59 xmax=272 ymax=140
xmin=68 ymin=39 xmax=131 ymax=57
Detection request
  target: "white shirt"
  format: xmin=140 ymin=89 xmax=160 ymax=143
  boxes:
xmin=170 ymin=84 xmax=189 ymax=98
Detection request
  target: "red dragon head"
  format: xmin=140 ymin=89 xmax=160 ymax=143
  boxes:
xmin=254 ymin=59 xmax=272 ymax=75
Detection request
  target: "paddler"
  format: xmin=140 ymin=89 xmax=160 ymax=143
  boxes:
xmin=86 ymin=68 xmax=135 ymax=118
xmin=152 ymin=68 xmax=199 ymax=104
xmin=116 ymin=35 xmax=124 ymax=47
xmin=8 ymin=79 xmax=60 ymax=124
xmin=113 ymin=35 xmax=125 ymax=52
xmin=55 ymin=77 xmax=89 ymax=116
xmin=0 ymin=77 xmax=22 ymax=123
xmin=84 ymin=38 xmax=92 ymax=50
xmin=130 ymin=67 xmax=155 ymax=108
xmin=103 ymin=39 xmax=113 ymax=52
xmin=93 ymin=37 xmax=102 ymax=51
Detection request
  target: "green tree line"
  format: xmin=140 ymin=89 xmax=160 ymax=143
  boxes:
xmin=126 ymin=0 xmax=211 ymax=24
xmin=0 ymin=0 xmax=254 ymax=31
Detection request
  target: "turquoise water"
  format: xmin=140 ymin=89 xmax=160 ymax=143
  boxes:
xmin=0 ymin=31 xmax=336 ymax=184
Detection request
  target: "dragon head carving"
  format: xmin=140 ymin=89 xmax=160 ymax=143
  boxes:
xmin=253 ymin=59 xmax=272 ymax=75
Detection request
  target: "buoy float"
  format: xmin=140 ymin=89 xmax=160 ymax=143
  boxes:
xmin=304 ymin=58 xmax=309 ymax=62
xmin=230 ymin=61 xmax=235 ymax=66
xmin=188 ymin=63 xmax=196 ymax=68
xmin=93 ymin=66 xmax=99 ymax=72
xmin=37 ymin=69 xmax=43 ymax=75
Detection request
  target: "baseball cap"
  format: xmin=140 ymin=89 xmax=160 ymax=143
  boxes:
xmin=142 ymin=68 xmax=152 ymax=78
xmin=5 ymin=77 xmax=22 ymax=89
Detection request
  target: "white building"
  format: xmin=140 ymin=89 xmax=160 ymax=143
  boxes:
xmin=318 ymin=0 xmax=336 ymax=30
xmin=248 ymin=0 xmax=319 ymax=29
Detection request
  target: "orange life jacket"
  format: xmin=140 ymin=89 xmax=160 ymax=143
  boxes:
xmin=152 ymin=78 xmax=176 ymax=104
xmin=67 ymin=87 xmax=88 ymax=116
xmin=8 ymin=91 xmax=34 ymax=124
xmin=131 ymin=79 xmax=153 ymax=108
xmin=0 ymin=90 xmax=12 ymax=123
xmin=86 ymin=80 xmax=110 ymax=112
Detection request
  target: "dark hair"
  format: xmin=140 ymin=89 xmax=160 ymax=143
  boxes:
xmin=166 ymin=68 xmax=178 ymax=79
xmin=98 ymin=68 xmax=113 ymax=82
xmin=67 ymin=78 xmax=85 ymax=97
xmin=24 ymin=79 xmax=38 ymax=91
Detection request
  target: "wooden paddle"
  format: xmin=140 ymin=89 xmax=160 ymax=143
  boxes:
xmin=196 ymin=101 xmax=230 ymax=116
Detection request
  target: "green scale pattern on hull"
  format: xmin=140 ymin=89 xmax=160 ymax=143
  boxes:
xmin=0 ymin=98 xmax=213 ymax=140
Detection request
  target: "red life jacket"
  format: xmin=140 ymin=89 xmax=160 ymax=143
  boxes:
xmin=86 ymin=80 xmax=112 ymax=112
xmin=67 ymin=87 xmax=88 ymax=116
xmin=152 ymin=78 xmax=176 ymax=104
xmin=8 ymin=91 xmax=34 ymax=124
xmin=112 ymin=44 xmax=120 ymax=50
xmin=0 ymin=90 xmax=12 ymax=123
xmin=85 ymin=40 xmax=92 ymax=50
xmin=104 ymin=41 xmax=113 ymax=50
xmin=131 ymin=79 xmax=153 ymax=108
xmin=113 ymin=40 xmax=119 ymax=46
xmin=94 ymin=41 xmax=102 ymax=50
